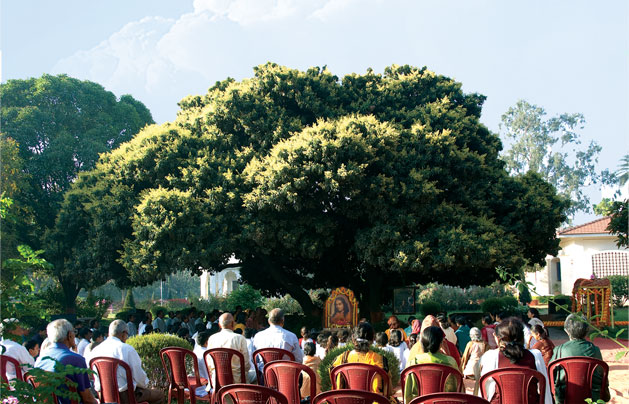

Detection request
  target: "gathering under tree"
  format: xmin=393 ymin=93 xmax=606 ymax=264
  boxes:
xmin=53 ymin=63 xmax=567 ymax=318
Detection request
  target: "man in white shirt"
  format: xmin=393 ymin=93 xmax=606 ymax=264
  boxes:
xmin=207 ymin=313 xmax=256 ymax=383
xmin=152 ymin=309 xmax=166 ymax=333
xmin=76 ymin=327 xmax=92 ymax=356
xmin=193 ymin=331 xmax=211 ymax=397
xmin=127 ymin=313 xmax=138 ymax=337
xmin=253 ymin=308 xmax=303 ymax=364
xmin=86 ymin=320 xmax=164 ymax=404
xmin=0 ymin=319 xmax=34 ymax=381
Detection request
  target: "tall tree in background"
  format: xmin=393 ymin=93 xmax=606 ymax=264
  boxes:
xmin=0 ymin=74 xmax=154 ymax=312
xmin=64 ymin=64 xmax=566 ymax=318
xmin=499 ymin=100 xmax=611 ymax=217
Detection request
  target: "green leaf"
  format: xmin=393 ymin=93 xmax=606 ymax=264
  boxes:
xmin=615 ymin=350 xmax=628 ymax=361
xmin=615 ymin=329 xmax=626 ymax=338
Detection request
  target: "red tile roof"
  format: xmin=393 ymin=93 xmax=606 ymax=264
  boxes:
xmin=558 ymin=216 xmax=612 ymax=235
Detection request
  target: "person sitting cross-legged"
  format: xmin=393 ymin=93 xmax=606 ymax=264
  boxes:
xmin=35 ymin=319 xmax=98 ymax=404
xmin=550 ymin=314 xmax=610 ymax=404
xmin=86 ymin=319 xmax=164 ymax=404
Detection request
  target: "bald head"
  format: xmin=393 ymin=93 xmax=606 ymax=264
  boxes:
xmin=268 ymin=308 xmax=284 ymax=326
xmin=219 ymin=313 xmax=234 ymax=330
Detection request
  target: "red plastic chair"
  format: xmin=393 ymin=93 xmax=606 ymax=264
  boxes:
xmin=25 ymin=371 xmax=79 ymax=404
xmin=312 ymin=389 xmax=390 ymax=404
xmin=217 ymin=384 xmax=289 ymax=404
xmin=204 ymin=348 xmax=247 ymax=404
xmin=0 ymin=354 xmax=23 ymax=383
xmin=252 ymin=348 xmax=295 ymax=384
xmin=548 ymin=356 xmax=609 ymax=404
xmin=401 ymin=364 xmax=463 ymax=396
xmin=264 ymin=360 xmax=317 ymax=404
xmin=479 ymin=367 xmax=545 ymax=404
xmin=161 ymin=346 xmax=211 ymax=404
xmin=329 ymin=363 xmax=391 ymax=397
xmin=409 ymin=392 xmax=490 ymax=404
xmin=89 ymin=356 xmax=148 ymax=404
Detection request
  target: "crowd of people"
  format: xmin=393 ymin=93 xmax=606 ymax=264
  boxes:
xmin=0 ymin=305 xmax=611 ymax=404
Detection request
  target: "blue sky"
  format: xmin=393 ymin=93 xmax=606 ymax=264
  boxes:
xmin=2 ymin=0 xmax=627 ymax=223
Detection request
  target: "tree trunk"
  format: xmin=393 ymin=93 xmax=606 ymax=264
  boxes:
xmin=264 ymin=264 xmax=319 ymax=317
xmin=61 ymin=278 xmax=80 ymax=314
xmin=355 ymin=267 xmax=385 ymax=323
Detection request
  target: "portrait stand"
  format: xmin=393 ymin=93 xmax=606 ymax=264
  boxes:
xmin=324 ymin=287 xmax=358 ymax=329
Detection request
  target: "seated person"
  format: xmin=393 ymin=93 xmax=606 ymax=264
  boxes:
xmin=332 ymin=323 xmax=392 ymax=397
xmin=481 ymin=315 xmax=497 ymax=349
xmin=530 ymin=325 xmax=554 ymax=366
xmin=550 ymin=314 xmax=610 ymax=404
xmin=0 ymin=319 xmax=35 ymax=381
xmin=476 ymin=317 xmax=551 ymax=404
xmin=35 ymin=319 xmax=98 ymax=404
xmin=404 ymin=326 xmax=460 ymax=403
xmin=406 ymin=315 xmax=461 ymax=368
xmin=86 ymin=320 xmax=164 ymax=404
xmin=301 ymin=342 xmax=321 ymax=398
xmin=193 ymin=331 xmax=211 ymax=397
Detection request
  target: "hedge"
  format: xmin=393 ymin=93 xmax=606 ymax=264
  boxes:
xmin=318 ymin=343 xmax=400 ymax=392
xmin=126 ymin=333 xmax=193 ymax=390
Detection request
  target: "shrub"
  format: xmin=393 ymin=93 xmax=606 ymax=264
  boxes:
xmin=419 ymin=301 xmax=442 ymax=317
xmin=263 ymin=294 xmax=303 ymax=315
xmin=224 ymin=284 xmax=264 ymax=311
xmin=607 ymin=275 xmax=629 ymax=308
xmin=127 ymin=333 xmax=193 ymax=390
xmin=122 ymin=289 xmax=136 ymax=310
xmin=416 ymin=282 xmax=514 ymax=311
xmin=501 ymin=296 xmax=519 ymax=308
xmin=481 ymin=297 xmax=504 ymax=315
xmin=548 ymin=295 xmax=572 ymax=316
xmin=318 ymin=344 xmax=400 ymax=391
xmin=517 ymin=282 xmax=532 ymax=305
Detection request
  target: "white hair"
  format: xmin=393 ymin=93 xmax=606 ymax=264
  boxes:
xmin=47 ymin=319 xmax=74 ymax=343
xmin=109 ymin=319 xmax=129 ymax=337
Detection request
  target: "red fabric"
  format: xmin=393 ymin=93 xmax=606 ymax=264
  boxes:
xmin=444 ymin=341 xmax=461 ymax=368
xmin=532 ymin=339 xmax=555 ymax=366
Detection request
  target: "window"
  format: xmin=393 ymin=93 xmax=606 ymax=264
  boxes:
xmin=592 ymin=251 xmax=629 ymax=278
xmin=556 ymin=261 xmax=562 ymax=281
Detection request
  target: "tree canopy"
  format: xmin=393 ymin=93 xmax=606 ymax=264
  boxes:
xmin=499 ymin=100 xmax=612 ymax=217
xmin=59 ymin=64 xmax=567 ymax=316
xmin=0 ymin=74 xmax=154 ymax=311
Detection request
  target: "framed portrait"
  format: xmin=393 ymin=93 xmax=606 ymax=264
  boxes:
xmin=393 ymin=287 xmax=415 ymax=314
xmin=325 ymin=287 xmax=358 ymax=328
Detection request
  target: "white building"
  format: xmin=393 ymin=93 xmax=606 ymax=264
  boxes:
xmin=200 ymin=257 xmax=242 ymax=298
xmin=527 ymin=216 xmax=628 ymax=296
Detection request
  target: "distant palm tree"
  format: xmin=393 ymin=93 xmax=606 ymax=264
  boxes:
xmin=618 ymin=154 xmax=629 ymax=186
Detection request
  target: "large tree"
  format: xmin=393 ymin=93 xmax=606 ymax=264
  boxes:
xmin=61 ymin=64 xmax=566 ymax=317
xmin=499 ymin=100 xmax=612 ymax=217
xmin=0 ymin=74 xmax=153 ymax=311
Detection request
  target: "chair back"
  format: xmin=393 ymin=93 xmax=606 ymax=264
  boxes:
xmin=25 ymin=371 xmax=79 ymax=404
xmin=264 ymin=360 xmax=316 ymax=404
xmin=0 ymin=354 xmax=23 ymax=383
xmin=89 ymin=356 xmax=138 ymax=404
xmin=548 ymin=356 xmax=609 ymax=404
xmin=312 ymin=390 xmax=390 ymax=404
xmin=329 ymin=363 xmax=391 ymax=397
xmin=252 ymin=348 xmax=295 ymax=384
xmin=401 ymin=364 xmax=463 ymax=397
xmin=408 ymin=392 xmax=490 ymax=404
xmin=161 ymin=346 xmax=207 ymax=403
xmin=218 ymin=383 xmax=289 ymax=404
xmin=204 ymin=348 xmax=246 ymax=403
xmin=479 ymin=367 xmax=545 ymax=404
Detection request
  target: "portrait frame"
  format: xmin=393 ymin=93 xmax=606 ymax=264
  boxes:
xmin=325 ymin=287 xmax=358 ymax=329
xmin=393 ymin=287 xmax=415 ymax=314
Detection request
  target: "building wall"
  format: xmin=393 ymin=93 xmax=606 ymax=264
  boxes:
xmin=200 ymin=268 xmax=241 ymax=299
xmin=526 ymin=235 xmax=623 ymax=296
